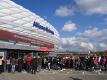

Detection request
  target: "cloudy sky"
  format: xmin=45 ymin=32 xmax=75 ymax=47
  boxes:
xmin=13 ymin=0 xmax=107 ymax=51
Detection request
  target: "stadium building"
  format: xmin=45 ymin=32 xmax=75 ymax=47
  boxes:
xmin=0 ymin=0 xmax=60 ymax=59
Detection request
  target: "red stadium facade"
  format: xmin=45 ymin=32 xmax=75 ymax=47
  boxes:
xmin=0 ymin=28 xmax=54 ymax=48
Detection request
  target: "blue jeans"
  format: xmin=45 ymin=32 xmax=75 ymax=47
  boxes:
xmin=12 ymin=65 xmax=15 ymax=73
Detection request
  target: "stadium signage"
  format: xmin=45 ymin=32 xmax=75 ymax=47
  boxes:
xmin=33 ymin=21 xmax=54 ymax=35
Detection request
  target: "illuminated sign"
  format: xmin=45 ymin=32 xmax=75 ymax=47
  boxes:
xmin=33 ymin=21 xmax=54 ymax=35
xmin=39 ymin=47 xmax=52 ymax=52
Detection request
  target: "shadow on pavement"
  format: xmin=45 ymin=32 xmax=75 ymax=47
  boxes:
xmin=69 ymin=77 xmax=82 ymax=80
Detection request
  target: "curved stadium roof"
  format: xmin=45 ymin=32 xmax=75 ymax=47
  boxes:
xmin=0 ymin=0 xmax=60 ymax=49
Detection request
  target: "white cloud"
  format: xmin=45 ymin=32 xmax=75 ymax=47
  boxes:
xmin=55 ymin=6 xmax=74 ymax=17
xmin=62 ymin=37 xmax=94 ymax=51
xmin=77 ymin=28 xmax=107 ymax=38
xmin=61 ymin=27 xmax=107 ymax=51
xmin=62 ymin=37 xmax=78 ymax=46
xmin=100 ymin=43 xmax=107 ymax=49
xmin=75 ymin=0 xmax=107 ymax=15
xmin=62 ymin=21 xmax=77 ymax=32
xmin=80 ymin=42 xmax=94 ymax=50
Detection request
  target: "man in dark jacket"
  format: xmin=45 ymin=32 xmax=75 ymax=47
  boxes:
xmin=31 ymin=56 xmax=38 ymax=74
xmin=89 ymin=56 xmax=94 ymax=71
xmin=18 ymin=58 xmax=23 ymax=72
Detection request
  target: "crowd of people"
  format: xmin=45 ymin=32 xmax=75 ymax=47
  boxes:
xmin=0 ymin=54 xmax=107 ymax=74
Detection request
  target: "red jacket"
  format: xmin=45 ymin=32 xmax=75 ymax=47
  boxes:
xmin=26 ymin=56 xmax=32 ymax=65
xmin=93 ymin=57 xmax=98 ymax=65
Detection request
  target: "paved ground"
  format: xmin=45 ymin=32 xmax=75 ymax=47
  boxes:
xmin=0 ymin=69 xmax=107 ymax=80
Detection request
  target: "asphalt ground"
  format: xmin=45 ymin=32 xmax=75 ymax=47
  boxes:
xmin=0 ymin=69 xmax=107 ymax=80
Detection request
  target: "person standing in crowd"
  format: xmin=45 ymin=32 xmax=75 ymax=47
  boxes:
xmin=101 ymin=55 xmax=106 ymax=71
xmin=22 ymin=58 xmax=27 ymax=71
xmin=0 ymin=56 xmax=3 ymax=74
xmin=59 ymin=58 xmax=63 ymax=70
xmin=53 ymin=57 xmax=58 ymax=70
xmin=106 ymin=56 xmax=107 ymax=70
xmin=70 ymin=56 xmax=73 ymax=68
xmin=23 ymin=56 xmax=27 ymax=71
xmin=88 ymin=56 xmax=94 ymax=71
xmin=6 ymin=57 xmax=11 ymax=73
xmin=85 ymin=56 xmax=89 ymax=71
xmin=72 ymin=56 xmax=76 ymax=68
xmin=18 ymin=57 xmax=23 ymax=72
xmin=93 ymin=54 xmax=98 ymax=70
xmin=98 ymin=56 xmax=102 ymax=71
xmin=76 ymin=57 xmax=81 ymax=70
xmin=11 ymin=58 xmax=16 ymax=73
xmin=43 ymin=57 xmax=47 ymax=69
xmin=47 ymin=57 xmax=51 ymax=70
xmin=31 ymin=56 xmax=38 ymax=74
xmin=15 ymin=59 xmax=18 ymax=72
xmin=26 ymin=54 xmax=32 ymax=73
xmin=37 ymin=56 xmax=42 ymax=72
